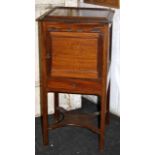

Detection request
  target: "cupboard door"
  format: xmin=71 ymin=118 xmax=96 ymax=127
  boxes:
xmin=46 ymin=31 xmax=103 ymax=80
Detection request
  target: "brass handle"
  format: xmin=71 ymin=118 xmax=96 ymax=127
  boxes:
xmin=72 ymin=83 xmax=77 ymax=88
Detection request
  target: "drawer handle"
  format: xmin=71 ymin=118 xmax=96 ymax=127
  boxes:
xmin=72 ymin=83 xmax=77 ymax=88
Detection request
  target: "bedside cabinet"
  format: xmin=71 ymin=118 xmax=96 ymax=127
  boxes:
xmin=37 ymin=7 xmax=114 ymax=151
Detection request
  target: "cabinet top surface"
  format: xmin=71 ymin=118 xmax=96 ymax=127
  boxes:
xmin=37 ymin=7 xmax=114 ymax=23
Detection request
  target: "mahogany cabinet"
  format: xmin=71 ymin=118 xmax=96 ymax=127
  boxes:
xmin=37 ymin=7 xmax=114 ymax=151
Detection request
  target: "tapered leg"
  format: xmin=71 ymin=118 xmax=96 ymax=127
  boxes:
xmin=54 ymin=92 xmax=59 ymax=120
xmin=106 ymin=82 xmax=110 ymax=125
xmin=99 ymin=95 xmax=106 ymax=151
xmin=41 ymin=88 xmax=48 ymax=145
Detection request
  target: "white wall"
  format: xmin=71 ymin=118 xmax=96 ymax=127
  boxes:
xmin=79 ymin=0 xmax=120 ymax=116
xmin=35 ymin=0 xmax=82 ymax=117
xmin=35 ymin=0 xmax=120 ymax=116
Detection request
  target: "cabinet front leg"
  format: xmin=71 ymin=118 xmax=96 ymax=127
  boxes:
xmin=99 ymin=95 xmax=106 ymax=151
xmin=41 ymin=88 xmax=48 ymax=145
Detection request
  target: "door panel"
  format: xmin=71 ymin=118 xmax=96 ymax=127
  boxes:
xmin=48 ymin=31 xmax=101 ymax=79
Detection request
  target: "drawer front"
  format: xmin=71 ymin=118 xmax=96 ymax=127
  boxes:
xmin=46 ymin=30 xmax=103 ymax=80
xmin=47 ymin=78 xmax=102 ymax=95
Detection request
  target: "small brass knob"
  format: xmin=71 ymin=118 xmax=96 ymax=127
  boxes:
xmin=72 ymin=83 xmax=76 ymax=88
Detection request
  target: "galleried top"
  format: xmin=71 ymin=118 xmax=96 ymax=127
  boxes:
xmin=36 ymin=7 xmax=114 ymax=23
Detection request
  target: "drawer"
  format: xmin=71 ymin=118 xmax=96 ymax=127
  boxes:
xmin=47 ymin=78 xmax=102 ymax=95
